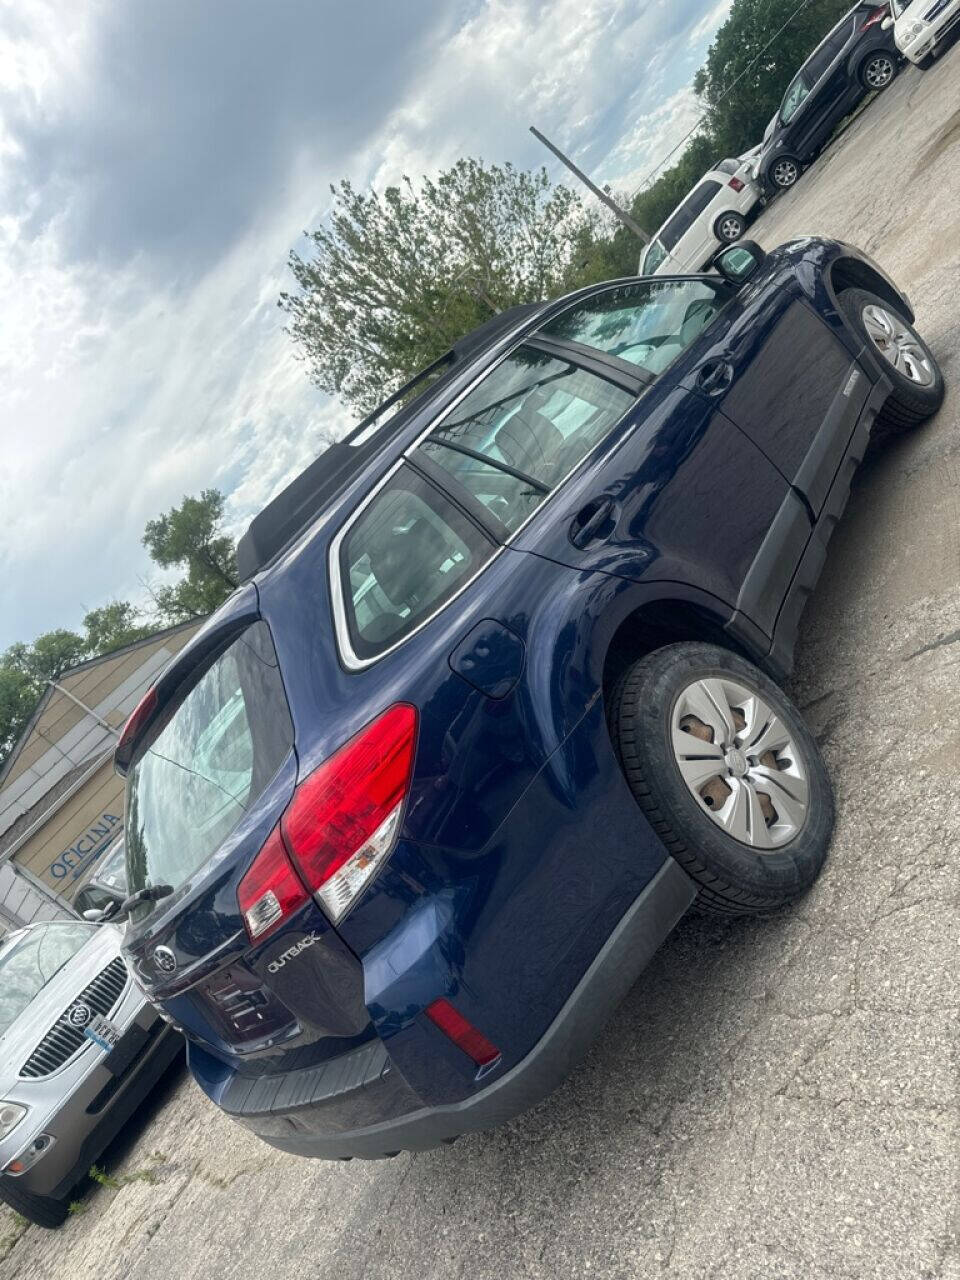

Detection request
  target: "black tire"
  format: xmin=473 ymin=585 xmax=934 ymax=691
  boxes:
xmin=610 ymin=642 xmax=834 ymax=916
xmin=768 ymin=155 xmax=800 ymax=191
xmin=713 ymin=211 xmax=746 ymax=243
xmin=858 ymin=49 xmax=898 ymax=92
xmin=917 ymin=53 xmax=936 ymax=70
xmin=0 ymin=1179 xmax=68 ymax=1228
xmin=838 ymin=286 xmax=945 ymax=441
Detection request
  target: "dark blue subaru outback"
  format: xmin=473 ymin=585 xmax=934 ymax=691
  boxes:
xmin=115 ymin=238 xmax=943 ymax=1160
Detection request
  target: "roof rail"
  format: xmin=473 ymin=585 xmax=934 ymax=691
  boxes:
xmin=236 ymin=302 xmax=544 ymax=583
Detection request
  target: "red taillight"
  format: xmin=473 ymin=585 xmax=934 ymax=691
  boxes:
xmin=116 ymin=686 xmax=158 ymax=764
xmin=281 ymin=703 xmax=417 ymax=922
xmin=425 ymin=998 xmax=501 ymax=1068
xmin=236 ymin=704 xmax=417 ymax=939
xmin=237 ymin=825 xmax=309 ymax=941
xmin=862 ymin=6 xmax=887 ymax=27
xmin=728 ymin=176 xmax=745 ymax=192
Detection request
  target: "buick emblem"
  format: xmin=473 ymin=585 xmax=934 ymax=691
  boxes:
xmin=153 ymin=946 xmax=177 ymax=974
xmin=67 ymin=1002 xmax=92 ymax=1028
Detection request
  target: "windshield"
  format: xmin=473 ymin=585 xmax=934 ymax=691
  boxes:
xmin=780 ymin=72 xmax=809 ymax=125
xmin=890 ymin=0 xmax=912 ymax=13
xmin=125 ymin=621 xmax=294 ymax=901
xmin=642 ymin=240 xmax=669 ymax=274
xmin=0 ymin=923 xmax=96 ymax=1036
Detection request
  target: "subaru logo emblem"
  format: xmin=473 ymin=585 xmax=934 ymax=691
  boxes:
xmin=67 ymin=1002 xmax=92 ymax=1028
xmin=153 ymin=946 xmax=177 ymax=974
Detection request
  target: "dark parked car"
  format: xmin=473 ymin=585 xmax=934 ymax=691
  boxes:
xmin=114 ymin=237 xmax=943 ymax=1162
xmin=757 ymin=2 xmax=899 ymax=192
xmin=0 ymin=921 xmax=181 ymax=1226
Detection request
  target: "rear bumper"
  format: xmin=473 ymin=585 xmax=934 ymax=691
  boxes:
xmin=217 ymin=857 xmax=695 ymax=1160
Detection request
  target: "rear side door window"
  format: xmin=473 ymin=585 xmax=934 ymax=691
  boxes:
xmin=539 ymin=279 xmax=729 ymax=378
xmin=338 ymin=465 xmax=497 ymax=661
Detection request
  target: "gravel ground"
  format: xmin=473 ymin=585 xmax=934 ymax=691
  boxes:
xmin=3 ymin=52 xmax=958 ymax=1280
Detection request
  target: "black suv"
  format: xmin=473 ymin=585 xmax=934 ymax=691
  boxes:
xmin=757 ymin=2 xmax=899 ymax=193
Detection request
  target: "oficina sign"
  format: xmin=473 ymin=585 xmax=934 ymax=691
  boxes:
xmin=48 ymin=813 xmax=121 ymax=882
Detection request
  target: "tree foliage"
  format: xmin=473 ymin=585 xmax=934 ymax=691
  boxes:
xmin=0 ymin=490 xmax=240 ymax=767
xmin=692 ymin=0 xmax=851 ymax=158
xmin=280 ymin=158 xmax=586 ymax=413
xmin=142 ymin=489 xmax=238 ymax=624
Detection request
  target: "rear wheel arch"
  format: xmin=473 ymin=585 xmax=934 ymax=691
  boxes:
xmin=600 ymin=596 xmax=762 ymax=720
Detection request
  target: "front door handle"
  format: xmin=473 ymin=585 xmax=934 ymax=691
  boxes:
xmin=569 ymin=497 xmax=618 ymax=549
xmin=696 ymin=359 xmax=734 ymax=395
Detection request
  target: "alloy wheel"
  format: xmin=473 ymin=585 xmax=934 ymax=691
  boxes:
xmin=718 ymin=217 xmax=743 ymax=242
xmin=864 ymin=55 xmax=895 ymax=89
xmin=670 ymin=677 xmax=809 ymax=849
xmin=772 ymin=159 xmax=799 ymax=188
xmin=862 ymin=303 xmax=935 ymax=385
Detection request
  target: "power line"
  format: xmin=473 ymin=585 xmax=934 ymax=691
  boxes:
xmin=630 ymin=0 xmax=823 ymax=199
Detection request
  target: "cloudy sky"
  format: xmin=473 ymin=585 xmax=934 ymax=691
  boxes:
xmin=0 ymin=0 xmax=731 ymax=649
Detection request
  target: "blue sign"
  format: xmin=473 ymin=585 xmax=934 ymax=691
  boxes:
xmin=48 ymin=813 xmax=121 ymax=881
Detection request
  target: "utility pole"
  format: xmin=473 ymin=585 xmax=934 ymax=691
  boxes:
xmin=529 ymin=126 xmax=650 ymax=245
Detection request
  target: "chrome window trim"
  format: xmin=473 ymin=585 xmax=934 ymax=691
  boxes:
xmin=329 ymin=277 xmax=726 ymax=671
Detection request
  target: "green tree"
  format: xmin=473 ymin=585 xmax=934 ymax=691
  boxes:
xmin=0 ymin=664 xmax=41 ymax=764
xmin=693 ymin=0 xmax=851 ymax=158
xmin=81 ymin=602 xmax=153 ymax=655
xmin=142 ymin=489 xmax=238 ymax=624
xmin=280 ymin=158 xmax=588 ymax=413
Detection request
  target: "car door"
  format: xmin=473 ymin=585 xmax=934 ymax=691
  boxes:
xmin=408 ymin=280 xmax=797 ymax=632
xmin=787 ymin=21 xmax=857 ymax=157
xmin=674 ymin=180 xmax=723 ymax=270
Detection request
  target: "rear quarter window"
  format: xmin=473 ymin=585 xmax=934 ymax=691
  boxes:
xmin=338 ymin=465 xmax=497 ymax=663
xmin=125 ymin=621 xmax=293 ymax=898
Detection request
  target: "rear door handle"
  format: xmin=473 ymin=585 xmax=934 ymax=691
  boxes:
xmin=568 ymin=497 xmax=618 ymax=549
xmin=696 ymin=359 xmax=734 ymax=395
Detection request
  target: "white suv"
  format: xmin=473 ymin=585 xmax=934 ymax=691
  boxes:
xmin=892 ymin=0 xmax=960 ymax=66
xmin=639 ymin=156 xmax=763 ymax=277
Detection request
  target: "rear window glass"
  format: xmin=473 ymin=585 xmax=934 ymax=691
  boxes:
xmin=125 ymin=622 xmax=293 ymax=897
xmin=686 ymin=180 xmax=722 ymax=218
xmin=414 ymin=349 xmax=633 ymax=533
xmin=0 ymin=923 xmax=96 ymax=1035
xmin=340 ymin=465 xmax=496 ymax=661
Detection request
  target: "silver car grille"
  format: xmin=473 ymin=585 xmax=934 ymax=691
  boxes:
xmin=20 ymin=956 xmax=129 ymax=1078
xmin=924 ymin=0 xmax=950 ymax=18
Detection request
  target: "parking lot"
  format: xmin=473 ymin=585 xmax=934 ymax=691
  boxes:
xmin=2 ymin=54 xmax=958 ymax=1280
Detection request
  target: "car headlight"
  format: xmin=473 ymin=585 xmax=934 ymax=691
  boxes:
xmin=0 ymin=1102 xmax=26 ymax=1142
xmin=908 ymin=20 xmax=926 ymax=36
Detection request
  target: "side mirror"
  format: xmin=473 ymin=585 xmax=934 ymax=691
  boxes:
xmin=83 ymin=899 xmax=123 ymax=924
xmin=714 ymin=240 xmax=766 ymax=286
xmin=881 ymin=14 xmax=893 ymax=28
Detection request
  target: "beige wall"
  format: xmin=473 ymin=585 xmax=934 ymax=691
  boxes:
xmin=2 ymin=625 xmax=197 ymax=792
xmin=11 ymin=758 xmax=125 ymax=899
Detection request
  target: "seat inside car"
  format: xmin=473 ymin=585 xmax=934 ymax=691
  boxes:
xmin=495 ymin=388 xmax=564 ymax=481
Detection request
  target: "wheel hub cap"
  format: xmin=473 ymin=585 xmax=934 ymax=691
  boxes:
xmin=725 ymin=747 xmax=748 ymax=777
xmin=671 ymin=677 xmax=810 ymax=849
xmin=862 ymin=303 xmax=935 ymax=386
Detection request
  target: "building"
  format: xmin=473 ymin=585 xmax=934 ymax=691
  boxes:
xmin=0 ymin=621 xmax=202 ymax=932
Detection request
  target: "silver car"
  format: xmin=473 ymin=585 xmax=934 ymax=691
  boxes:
xmin=0 ymin=920 xmax=181 ymax=1227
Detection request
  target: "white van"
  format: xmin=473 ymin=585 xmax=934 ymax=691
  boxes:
xmin=639 ymin=156 xmax=763 ymax=276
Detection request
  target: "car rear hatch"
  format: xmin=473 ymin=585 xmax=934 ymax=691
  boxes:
xmin=119 ymin=596 xmax=375 ymax=1078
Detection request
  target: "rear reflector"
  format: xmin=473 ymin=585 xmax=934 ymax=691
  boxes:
xmin=425 ymin=999 xmax=501 ymax=1068
xmin=728 ymin=176 xmax=745 ymax=192
xmin=237 ymin=825 xmax=310 ymax=941
xmin=862 ymin=6 xmax=887 ymax=27
xmin=282 ymin=703 xmax=417 ymax=923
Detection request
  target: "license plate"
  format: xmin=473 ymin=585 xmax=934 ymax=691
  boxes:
xmin=84 ymin=1013 xmax=122 ymax=1052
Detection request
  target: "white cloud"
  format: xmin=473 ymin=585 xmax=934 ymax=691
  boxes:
xmin=0 ymin=0 xmax=727 ymax=646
